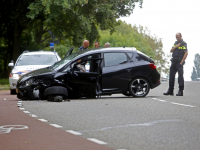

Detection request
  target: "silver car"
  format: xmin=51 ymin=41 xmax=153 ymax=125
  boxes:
xmin=8 ymin=50 xmax=61 ymax=94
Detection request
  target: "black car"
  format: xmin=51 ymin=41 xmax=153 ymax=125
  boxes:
xmin=16 ymin=47 xmax=160 ymax=101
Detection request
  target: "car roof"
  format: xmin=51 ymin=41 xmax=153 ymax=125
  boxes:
xmin=22 ymin=51 xmax=59 ymax=55
xmin=77 ymin=47 xmax=137 ymax=56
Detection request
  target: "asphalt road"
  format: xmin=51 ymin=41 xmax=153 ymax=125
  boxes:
xmin=22 ymin=81 xmax=200 ymax=150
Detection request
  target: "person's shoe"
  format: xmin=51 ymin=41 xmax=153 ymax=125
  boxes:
xmin=176 ymin=91 xmax=183 ymax=96
xmin=163 ymin=90 xmax=174 ymax=96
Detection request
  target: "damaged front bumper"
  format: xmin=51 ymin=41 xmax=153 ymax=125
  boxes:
xmin=17 ymin=86 xmax=40 ymax=100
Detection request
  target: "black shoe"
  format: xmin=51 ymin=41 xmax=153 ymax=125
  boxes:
xmin=163 ymin=90 xmax=174 ymax=96
xmin=176 ymin=91 xmax=183 ymax=96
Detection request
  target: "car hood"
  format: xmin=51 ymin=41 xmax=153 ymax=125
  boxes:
xmin=11 ymin=65 xmax=50 ymax=77
xmin=18 ymin=67 xmax=54 ymax=83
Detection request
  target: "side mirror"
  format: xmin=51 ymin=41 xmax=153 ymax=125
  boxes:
xmin=8 ymin=61 xmax=14 ymax=67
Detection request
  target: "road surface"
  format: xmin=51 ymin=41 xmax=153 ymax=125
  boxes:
xmin=1 ymin=81 xmax=200 ymax=150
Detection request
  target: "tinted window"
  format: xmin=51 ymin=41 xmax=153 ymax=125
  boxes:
xmin=136 ymin=52 xmax=154 ymax=63
xmin=16 ymin=54 xmax=58 ymax=66
xmin=104 ymin=53 xmax=128 ymax=67
xmin=127 ymin=53 xmax=133 ymax=59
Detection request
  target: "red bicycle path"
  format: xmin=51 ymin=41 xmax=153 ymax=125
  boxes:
xmin=0 ymin=90 xmax=114 ymax=150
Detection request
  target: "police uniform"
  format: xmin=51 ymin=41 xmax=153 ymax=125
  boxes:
xmin=168 ymin=40 xmax=187 ymax=93
xmin=79 ymin=46 xmax=87 ymax=51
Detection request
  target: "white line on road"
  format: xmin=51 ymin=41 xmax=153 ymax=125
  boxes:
xmin=38 ymin=119 xmax=48 ymax=122
xmin=152 ymin=98 xmax=196 ymax=108
xmin=80 ymin=120 xmax=180 ymax=133
xmin=66 ymin=130 xmax=82 ymax=135
xmin=19 ymin=108 xmax=25 ymax=110
xmin=87 ymin=138 xmax=107 ymax=145
xmin=170 ymin=102 xmax=195 ymax=107
xmin=30 ymin=114 xmax=37 ymax=118
xmin=23 ymin=111 xmax=30 ymax=114
xmin=50 ymin=124 xmax=63 ymax=128
xmin=18 ymin=101 xmax=22 ymax=103
xmin=152 ymin=98 xmax=167 ymax=102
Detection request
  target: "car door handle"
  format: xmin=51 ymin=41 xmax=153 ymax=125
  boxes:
xmin=90 ymin=77 xmax=96 ymax=80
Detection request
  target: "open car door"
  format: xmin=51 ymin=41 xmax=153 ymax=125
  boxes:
xmin=64 ymin=47 xmax=74 ymax=58
xmin=67 ymin=54 xmax=102 ymax=98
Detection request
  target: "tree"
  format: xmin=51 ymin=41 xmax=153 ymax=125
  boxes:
xmin=98 ymin=21 xmax=169 ymax=74
xmin=191 ymin=67 xmax=197 ymax=81
xmin=191 ymin=53 xmax=200 ymax=80
xmin=0 ymin=0 xmax=143 ymax=77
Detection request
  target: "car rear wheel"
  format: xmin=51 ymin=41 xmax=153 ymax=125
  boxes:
xmin=129 ymin=78 xmax=150 ymax=97
xmin=10 ymin=89 xmax=16 ymax=95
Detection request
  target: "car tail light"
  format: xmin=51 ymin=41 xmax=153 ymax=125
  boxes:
xmin=149 ymin=63 xmax=156 ymax=70
xmin=9 ymin=73 xmax=12 ymax=77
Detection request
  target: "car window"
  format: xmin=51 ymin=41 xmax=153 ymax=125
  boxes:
xmin=135 ymin=51 xmax=154 ymax=63
xmin=127 ymin=53 xmax=133 ymax=59
xmin=65 ymin=54 xmax=101 ymax=73
xmin=52 ymin=52 xmax=82 ymax=71
xmin=104 ymin=53 xmax=128 ymax=67
xmin=16 ymin=54 xmax=58 ymax=66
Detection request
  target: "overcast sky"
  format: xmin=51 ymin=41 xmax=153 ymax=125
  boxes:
xmin=120 ymin=0 xmax=200 ymax=81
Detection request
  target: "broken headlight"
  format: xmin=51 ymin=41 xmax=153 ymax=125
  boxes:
xmin=25 ymin=78 xmax=34 ymax=87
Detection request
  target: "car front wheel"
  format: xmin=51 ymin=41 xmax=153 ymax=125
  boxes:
xmin=129 ymin=78 xmax=150 ymax=97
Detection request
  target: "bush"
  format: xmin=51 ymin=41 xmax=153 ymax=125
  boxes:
xmin=0 ymin=78 xmax=9 ymax=85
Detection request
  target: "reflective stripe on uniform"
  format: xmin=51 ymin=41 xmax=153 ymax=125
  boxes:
xmin=178 ymin=46 xmax=186 ymax=49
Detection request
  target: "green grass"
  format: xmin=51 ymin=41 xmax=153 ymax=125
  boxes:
xmin=0 ymin=78 xmax=9 ymax=90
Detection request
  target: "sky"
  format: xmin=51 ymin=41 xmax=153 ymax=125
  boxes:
xmin=120 ymin=0 xmax=200 ymax=81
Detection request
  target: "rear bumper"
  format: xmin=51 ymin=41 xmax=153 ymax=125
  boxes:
xmin=151 ymin=82 xmax=161 ymax=89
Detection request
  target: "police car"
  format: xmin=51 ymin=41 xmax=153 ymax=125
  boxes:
xmin=8 ymin=50 xmax=61 ymax=94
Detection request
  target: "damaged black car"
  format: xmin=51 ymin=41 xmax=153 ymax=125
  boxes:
xmin=16 ymin=47 xmax=161 ymax=101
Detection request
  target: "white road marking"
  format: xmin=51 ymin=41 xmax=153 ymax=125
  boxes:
xmin=30 ymin=114 xmax=37 ymax=118
xmin=0 ymin=125 xmax=28 ymax=134
xmin=19 ymin=108 xmax=25 ymax=110
xmin=17 ymin=103 xmax=22 ymax=105
xmin=50 ymin=124 xmax=63 ymax=128
xmin=38 ymin=119 xmax=48 ymax=122
xmin=66 ymin=130 xmax=82 ymax=135
xmin=87 ymin=138 xmax=107 ymax=145
xmin=23 ymin=111 xmax=30 ymax=114
xmin=18 ymin=101 xmax=22 ymax=103
xmin=152 ymin=98 xmax=196 ymax=108
xmin=170 ymin=102 xmax=195 ymax=107
xmin=80 ymin=120 xmax=181 ymax=133
xmin=152 ymin=98 xmax=167 ymax=102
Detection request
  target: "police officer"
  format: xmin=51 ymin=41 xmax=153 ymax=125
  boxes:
xmin=79 ymin=40 xmax=89 ymax=51
xmin=163 ymin=32 xmax=188 ymax=96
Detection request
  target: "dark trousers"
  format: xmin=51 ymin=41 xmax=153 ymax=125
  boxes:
xmin=169 ymin=61 xmax=184 ymax=92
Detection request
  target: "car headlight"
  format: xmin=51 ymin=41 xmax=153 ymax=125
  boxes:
xmin=9 ymin=73 xmax=20 ymax=78
xmin=25 ymin=78 xmax=34 ymax=87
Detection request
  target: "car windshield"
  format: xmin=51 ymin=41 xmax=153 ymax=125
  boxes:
xmin=52 ymin=52 xmax=83 ymax=71
xmin=16 ymin=54 xmax=58 ymax=66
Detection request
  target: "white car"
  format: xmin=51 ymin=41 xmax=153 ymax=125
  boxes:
xmin=8 ymin=50 xmax=61 ymax=94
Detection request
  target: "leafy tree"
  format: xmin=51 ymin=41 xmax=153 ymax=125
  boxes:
xmin=98 ymin=21 xmax=169 ymax=74
xmin=191 ymin=67 xmax=197 ymax=81
xmin=0 ymin=0 xmax=143 ymax=77
xmin=191 ymin=53 xmax=200 ymax=80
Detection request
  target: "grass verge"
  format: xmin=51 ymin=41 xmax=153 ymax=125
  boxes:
xmin=0 ymin=78 xmax=9 ymax=90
